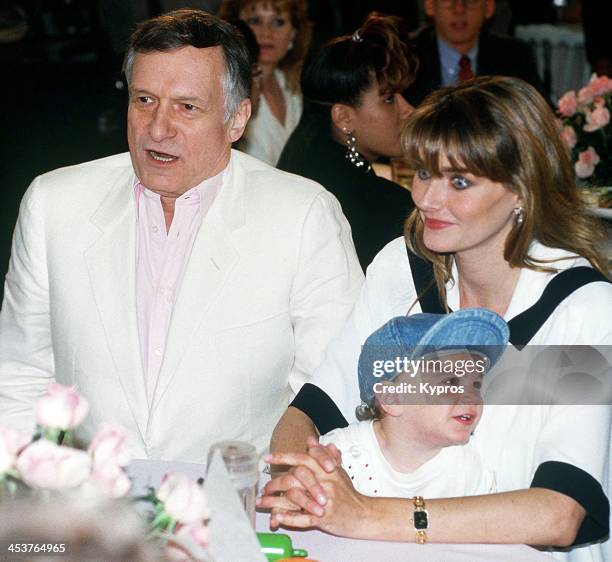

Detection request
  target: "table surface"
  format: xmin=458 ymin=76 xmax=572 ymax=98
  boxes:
xmin=129 ymin=459 xmax=554 ymax=562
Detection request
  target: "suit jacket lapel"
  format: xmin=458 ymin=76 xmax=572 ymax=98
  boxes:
xmin=84 ymin=169 xmax=149 ymax=440
xmin=150 ymin=155 xmax=245 ymax=414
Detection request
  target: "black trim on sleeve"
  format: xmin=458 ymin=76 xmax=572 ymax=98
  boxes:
xmin=531 ymin=460 xmax=610 ymax=545
xmin=290 ymin=383 xmax=349 ymax=435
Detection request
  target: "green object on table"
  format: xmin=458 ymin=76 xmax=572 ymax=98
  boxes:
xmin=256 ymin=532 xmax=308 ymax=561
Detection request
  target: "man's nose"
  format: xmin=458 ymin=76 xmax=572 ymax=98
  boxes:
xmin=453 ymin=0 xmax=467 ymax=15
xmin=149 ymin=105 xmax=176 ymax=142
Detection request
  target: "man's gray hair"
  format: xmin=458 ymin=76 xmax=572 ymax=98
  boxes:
xmin=122 ymin=9 xmax=251 ymax=122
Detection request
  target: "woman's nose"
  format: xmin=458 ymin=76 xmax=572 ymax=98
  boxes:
xmin=397 ymin=94 xmax=414 ymax=121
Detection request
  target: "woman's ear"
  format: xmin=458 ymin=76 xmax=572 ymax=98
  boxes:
xmin=331 ymin=103 xmax=355 ymax=134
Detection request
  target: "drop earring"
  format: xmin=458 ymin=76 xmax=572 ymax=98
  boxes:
xmin=343 ymin=128 xmax=371 ymax=172
xmin=513 ymin=206 xmax=524 ymax=225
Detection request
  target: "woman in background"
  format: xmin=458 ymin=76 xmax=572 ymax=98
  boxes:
xmin=218 ymin=0 xmax=311 ymax=166
xmin=278 ymin=13 xmax=416 ymax=270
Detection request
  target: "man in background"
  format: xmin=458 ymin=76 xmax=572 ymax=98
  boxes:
xmin=405 ymin=0 xmax=543 ymax=106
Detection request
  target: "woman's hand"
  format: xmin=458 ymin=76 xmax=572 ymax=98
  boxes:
xmin=258 ymin=445 xmax=374 ymax=538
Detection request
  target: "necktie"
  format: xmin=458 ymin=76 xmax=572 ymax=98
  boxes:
xmin=458 ymin=55 xmax=474 ymax=82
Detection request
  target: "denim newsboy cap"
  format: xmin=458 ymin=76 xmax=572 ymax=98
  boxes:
xmin=358 ymin=308 xmax=510 ymax=405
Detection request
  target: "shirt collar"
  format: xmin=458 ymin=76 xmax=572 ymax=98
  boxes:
xmin=133 ymin=164 xmax=228 ymax=219
xmin=437 ymin=35 xmax=479 ymax=84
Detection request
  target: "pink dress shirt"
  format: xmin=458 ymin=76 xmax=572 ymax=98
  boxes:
xmin=135 ymin=168 xmax=226 ymax=402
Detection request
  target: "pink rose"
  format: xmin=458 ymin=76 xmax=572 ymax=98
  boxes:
xmin=35 ymin=383 xmax=89 ymax=430
xmin=560 ymin=125 xmax=577 ymax=149
xmin=558 ymin=91 xmax=578 ymax=117
xmin=583 ymin=106 xmax=610 ymax=132
xmin=156 ymin=472 xmax=209 ymax=524
xmin=16 ymin=440 xmax=91 ymax=489
xmin=166 ymin=523 xmax=209 ymax=562
xmin=88 ymin=424 xmax=130 ymax=469
xmin=575 ymin=146 xmax=601 ymax=179
xmin=578 ymin=86 xmax=594 ymax=105
xmin=0 ymin=426 xmax=30 ymax=473
xmin=85 ymin=463 xmax=131 ymax=498
xmin=586 ymin=74 xmax=612 ymax=97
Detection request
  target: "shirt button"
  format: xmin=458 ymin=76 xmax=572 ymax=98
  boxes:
xmin=152 ymin=225 xmax=159 ymax=233
xmin=154 ymin=347 xmax=163 ymax=357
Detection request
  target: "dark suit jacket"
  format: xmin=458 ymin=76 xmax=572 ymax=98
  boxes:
xmin=405 ymin=25 xmax=544 ymax=106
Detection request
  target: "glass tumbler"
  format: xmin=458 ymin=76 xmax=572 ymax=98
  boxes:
xmin=207 ymin=441 xmax=259 ymax=528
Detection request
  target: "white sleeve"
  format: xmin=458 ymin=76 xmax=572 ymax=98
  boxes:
xmin=288 ymin=191 xmax=363 ymax=395
xmin=307 ymin=238 xmax=419 ymax=423
xmin=0 ymin=177 xmax=55 ymax=432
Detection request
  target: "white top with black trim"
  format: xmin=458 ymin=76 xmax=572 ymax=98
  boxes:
xmin=301 ymin=237 xmax=612 ymax=562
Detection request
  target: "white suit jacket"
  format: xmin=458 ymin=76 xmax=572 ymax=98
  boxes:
xmin=0 ymin=150 xmax=364 ymax=461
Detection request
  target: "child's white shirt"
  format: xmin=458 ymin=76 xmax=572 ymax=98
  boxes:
xmin=320 ymin=420 xmax=497 ymax=498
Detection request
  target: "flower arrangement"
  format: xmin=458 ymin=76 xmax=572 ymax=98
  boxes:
xmin=0 ymin=383 xmax=210 ymax=561
xmin=558 ymin=74 xmax=612 ymax=207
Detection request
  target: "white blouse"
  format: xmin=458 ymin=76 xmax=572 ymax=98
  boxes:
xmin=241 ymin=69 xmax=302 ymax=166
xmin=308 ymin=237 xmax=612 ymax=562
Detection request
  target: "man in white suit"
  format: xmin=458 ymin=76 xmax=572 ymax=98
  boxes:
xmin=0 ymin=10 xmax=363 ymax=461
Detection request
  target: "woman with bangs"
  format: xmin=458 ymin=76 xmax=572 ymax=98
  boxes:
xmin=261 ymin=76 xmax=612 ymax=561
xmin=278 ymin=12 xmax=416 ymax=270
xmin=218 ymin=0 xmax=311 ymax=166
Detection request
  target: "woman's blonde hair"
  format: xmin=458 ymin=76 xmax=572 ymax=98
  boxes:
xmin=217 ymin=0 xmax=311 ymax=92
xmin=402 ymin=76 xmax=609 ymax=308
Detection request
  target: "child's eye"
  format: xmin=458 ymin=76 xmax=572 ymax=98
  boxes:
xmin=450 ymin=175 xmax=472 ymax=190
xmin=416 ymin=169 xmax=431 ymax=181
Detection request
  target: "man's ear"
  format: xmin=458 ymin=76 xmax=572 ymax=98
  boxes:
xmin=227 ymin=98 xmax=252 ymax=143
xmin=485 ymin=0 xmax=496 ymax=19
xmin=423 ymin=0 xmax=435 ymax=18
xmin=331 ymin=103 xmax=355 ymax=134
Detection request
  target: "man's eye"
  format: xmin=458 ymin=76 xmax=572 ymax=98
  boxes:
xmin=183 ymin=103 xmax=197 ymax=111
xmin=416 ymin=169 xmax=431 ymax=180
xmin=451 ymin=175 xmax=472 ymax=189
xmin=473 ymin=380 xmax=482 ymax=390
xmin=137 ymin=96 xmax=152 ymax=104
xmin=384 ymin=94 xmax=395 ymax=104
xmin=444 ymin=377 xmax=460 ymax=386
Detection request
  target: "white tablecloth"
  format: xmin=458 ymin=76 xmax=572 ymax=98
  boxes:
xmin=129 ymin=459 xmax=553 ymax=562
xmin=515 ymin=24 xmax=590 ymax=101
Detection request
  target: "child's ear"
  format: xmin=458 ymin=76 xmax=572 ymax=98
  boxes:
xmin=378 ymin=395 xmax=403 ymax=417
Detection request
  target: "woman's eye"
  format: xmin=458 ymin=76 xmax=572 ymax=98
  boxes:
xmin=416 ymin=169 xmax=431 ymax=181
xmin=245 ymin=16 xmax=260 ymax=26
xmin=473 ymin=380 xmax=482 ymax=390
xmin=444 ymin=377 xmax=459 ymax=386
xmin=384 ymin=94 xmax=395 ymax=104
xmin=451 ymin=175 xmax=472 ymax=189
xmin=274 ymin=17 xmax=286 ymax=27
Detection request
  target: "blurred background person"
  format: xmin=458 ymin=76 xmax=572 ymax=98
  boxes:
xmin=218 ymin=0 xmax=311 ymax=166
xmin=405 ymin=0 xmax=543 ymax=106
xmin=278 ymin=13 xmax=416 ymax=271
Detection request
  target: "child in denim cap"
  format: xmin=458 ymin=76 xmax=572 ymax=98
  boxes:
xmin=320 ymin=308 xmax=508 ymax=498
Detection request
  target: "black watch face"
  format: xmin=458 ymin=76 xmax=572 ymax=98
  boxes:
xmin=414 ymin=510 xmax=428 ymax=530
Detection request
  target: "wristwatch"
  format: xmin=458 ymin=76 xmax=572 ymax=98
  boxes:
xmin=412 ymin=495 xmax=428 ymax=544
